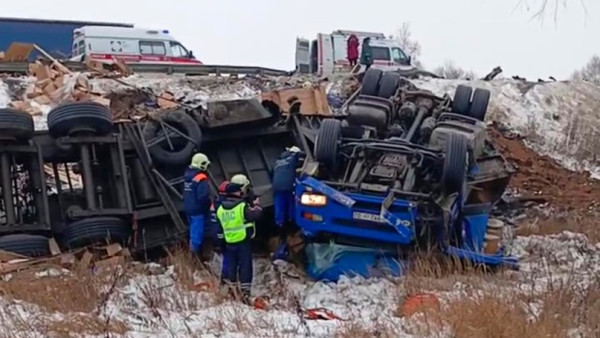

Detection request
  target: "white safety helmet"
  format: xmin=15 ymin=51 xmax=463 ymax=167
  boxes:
xmin=190 ymin=153 xmax=211 ymax=171
xmin=287 ymin=146 xmax=301 ymax=153
xmin=230 ymin=174 xmax=250 ymax=190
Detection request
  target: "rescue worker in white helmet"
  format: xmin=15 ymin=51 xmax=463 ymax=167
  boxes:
xmin=215 ymin=173 xmax=263 ymax=302
xmin=183 ymin=153 xmax=212 ymax=256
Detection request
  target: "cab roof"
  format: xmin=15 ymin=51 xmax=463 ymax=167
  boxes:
xmin=74 ymin=26 xmax=177 ymax=41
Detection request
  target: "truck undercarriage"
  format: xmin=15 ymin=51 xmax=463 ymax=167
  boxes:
xmin=294 ymin=69 xmax=518 ymax=276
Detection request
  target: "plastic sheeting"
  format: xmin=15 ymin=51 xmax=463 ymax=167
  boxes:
xmin=305 ymin=242 xmax=406 ymax=282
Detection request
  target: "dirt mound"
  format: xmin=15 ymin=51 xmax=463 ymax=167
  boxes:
xmin=490 ymin=125 xmax=600 ymax=211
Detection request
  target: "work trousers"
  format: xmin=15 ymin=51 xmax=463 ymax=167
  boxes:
xmin=188 ymin=214 xmax=206 ymax=253
xmin=224 ymin=240 xmax=253 ymax=297
xmin=209 ymin=211 xmax=229 ymax=281
xmin=274 ymin=191 xmax=295 ymax=227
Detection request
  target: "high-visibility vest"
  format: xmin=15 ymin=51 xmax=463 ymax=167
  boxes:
xmin=216 ymin=202 xmax=255 ymax=244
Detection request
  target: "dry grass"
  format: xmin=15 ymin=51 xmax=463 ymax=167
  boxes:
xmin=0 ymin=267 xmax=123 ymax=314
xmin=402 ymin=253 xmax=600 ymax=338
xmin=516 ymin=212 xmax=600 ymax=243
xmin=401 ymin=253 xmax=514 ymax=297
xmin=45 ymin=314 xmax=129 ymax=337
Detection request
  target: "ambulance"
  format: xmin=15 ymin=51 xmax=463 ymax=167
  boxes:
xmin=69 ymin=26 xmax=202 ymax=65
xmin=295 ymin=29 xmax=415 ymax=76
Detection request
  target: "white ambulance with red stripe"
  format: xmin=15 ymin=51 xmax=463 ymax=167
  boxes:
xmin=70 ymin=26 xmax=202 ymax=65
xmin=295 ymin=30 xmax=414 ymax=76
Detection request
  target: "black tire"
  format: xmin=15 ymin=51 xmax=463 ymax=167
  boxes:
xmin=315 ymin=119 xmax=342 ymax=172
xmin=0 ymin=234 xmax=50 ymax=257
xmin=377 ymin=72 xmax=400 ymax=98
xmin=61 ymin=217 xmax=129 ymax=249
xmin=143 ymin=110 xmax=202 ymax=166
xmin=360 ymin=68 xmax=383 ymax=96
xmin=0 ymin=109 xmax=34 ymax=140
xmin=442 ymin=133 xmax=468 ymax=195
xmin=452 ymin=85 xmax=472 ymax=115
xmin=47 ymin=102 xmax=113 ymax=138
xmin=468 ymin=88 xmax=491 ymax=121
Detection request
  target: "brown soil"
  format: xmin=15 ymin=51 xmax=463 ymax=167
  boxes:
xmin=488 ymin=125 xmax=600 ymax=211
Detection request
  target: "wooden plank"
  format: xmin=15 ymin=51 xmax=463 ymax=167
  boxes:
xmin=104 ymin=243 xmax=123 ymax=257
xmin=77 ymin=251 xmax=93 ymax=271
xmin=94 ymin=256 xmax=125 ymax=269
xmin=48 ymin=238 xmax=62 ymax=256
xmin=4 ymin=42 xmax=35 ymax=62
xmin=0 ymin=249 xmax=28 ymax=262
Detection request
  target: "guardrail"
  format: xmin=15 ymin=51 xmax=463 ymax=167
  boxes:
xmin=0 ymin=61 xmax=291 ymax=77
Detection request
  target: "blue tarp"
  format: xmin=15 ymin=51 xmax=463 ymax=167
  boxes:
xmin=305 ymin=242 xmax=406 ymax=282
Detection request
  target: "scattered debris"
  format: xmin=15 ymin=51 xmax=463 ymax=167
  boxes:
xmin=0 ymin=242 xmax=130 ymax=275
xmin=261 ymin=84 xmax=331 ymax=115
xmin=483 ymin=66 xmax=502 ymax=81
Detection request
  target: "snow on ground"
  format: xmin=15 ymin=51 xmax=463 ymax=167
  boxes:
xmin=413 ymin=77 xmax=600 ymax=178
xmin=0 ymin=230 xmax=597 ymax=337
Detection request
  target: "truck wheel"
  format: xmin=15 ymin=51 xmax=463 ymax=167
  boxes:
xmin=452 ymin=85 xmax=472 ymax=116
xmin=360 ymin=68 xmax=383 ymax=96
xmin=442 ymin=133 xmax=468 ymax=195
xmin=0 ymin=234 xmax=50 ymax=257
xmin=60 ymin=217 xmax=129 ymax=249
xmin=377 ymin=72 xmax=400 ymax=98
xmin=143 ymin=110 xmax=202 ymax=166
xmin=0 ymin=109 xmax=34 ymax=141
xmin=47 ymin=102 xmax=113 ymax=138
xmin=468 ymin=88 xmax=491 ymax=121
xmin=315 ymin=119 xmax=342 ymax=172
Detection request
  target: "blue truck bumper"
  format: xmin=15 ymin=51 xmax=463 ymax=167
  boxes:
xmin=295 ymin=177 xmax=416 ymax=245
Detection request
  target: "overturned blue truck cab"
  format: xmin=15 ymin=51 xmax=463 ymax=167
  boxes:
xmin=291 ymin=70 xmax=518 ymax=280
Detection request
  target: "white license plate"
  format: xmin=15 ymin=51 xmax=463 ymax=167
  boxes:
xmin=352 ymin=211 xmax=384 ymax=223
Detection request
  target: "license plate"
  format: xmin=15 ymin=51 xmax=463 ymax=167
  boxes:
xmin=352 ymin=211 xmax=384 ymax=223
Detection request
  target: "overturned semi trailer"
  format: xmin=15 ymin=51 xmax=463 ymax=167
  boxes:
xmin=0 ymin=95 xmax=317 ymax=256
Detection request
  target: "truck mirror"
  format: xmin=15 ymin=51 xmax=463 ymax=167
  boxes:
xmin=407 ymin=56 xmax=412 ymax=65
xmin=188 ymin=50 xmax=195 ymax=59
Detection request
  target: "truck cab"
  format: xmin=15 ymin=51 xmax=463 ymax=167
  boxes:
xmin=69 ymin=26 xmax=202 ymax=65
xmin=295 ymin=29 xmax=415 ymax=76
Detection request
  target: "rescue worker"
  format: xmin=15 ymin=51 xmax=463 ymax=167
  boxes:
xmin=347 ymin=34 xmax=359 ymax=67
xmin=360 ymin=37 xmax=373 ymax=69
xmin=215 ymin=174 xmax=263 ymax=302
xmin=183 ymin=153 xmax=212 ymax=255
xmin=272 ymin=146 xmax=303 ymax=260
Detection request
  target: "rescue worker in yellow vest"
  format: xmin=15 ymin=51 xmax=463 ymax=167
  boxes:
xmin=215 ymin=174 xmax=263 ymax=301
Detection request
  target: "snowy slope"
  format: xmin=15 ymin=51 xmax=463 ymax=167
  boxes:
xmin=413 ymin=78 xmax=600 ymax=178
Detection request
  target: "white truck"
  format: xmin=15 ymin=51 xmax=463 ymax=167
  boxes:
xmin=295 ymin=29 xmax=415 ymax=76
xmin=69 ymin=26 xmax=202 ymax=65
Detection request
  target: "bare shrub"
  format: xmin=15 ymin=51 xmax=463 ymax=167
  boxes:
xmin=393 ymin=22 xmax=421 ymax=64
xmin=572 ymin=55 xmax=600 ymax=85
xmin=433 ymin=60 xmax=477 ymax=80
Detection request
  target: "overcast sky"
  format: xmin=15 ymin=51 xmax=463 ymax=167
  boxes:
xmin=5 ymin=0 xmax=598 ymax=80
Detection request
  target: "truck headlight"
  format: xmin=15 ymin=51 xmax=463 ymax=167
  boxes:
xmin=300 ymin=193 xmax=327 ymax=206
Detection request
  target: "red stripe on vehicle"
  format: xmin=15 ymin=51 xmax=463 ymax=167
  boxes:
xmin=89 ymin=53 xmax=202 ymax=64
